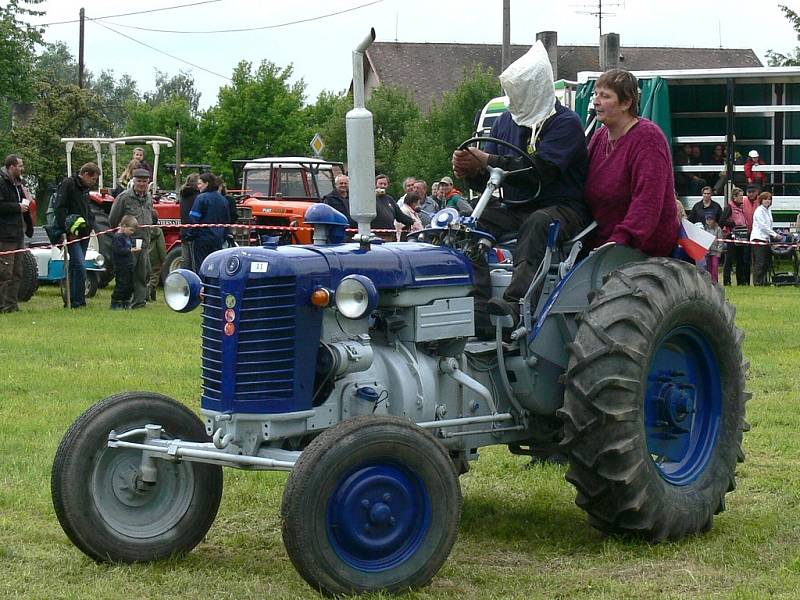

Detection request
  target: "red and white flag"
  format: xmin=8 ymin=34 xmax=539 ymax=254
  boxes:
xmin=678 ymin=218 xmax=716 ymax=262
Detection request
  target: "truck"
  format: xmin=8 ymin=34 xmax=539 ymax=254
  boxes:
xmin=51 ymin=30 xmax=749 ymax=596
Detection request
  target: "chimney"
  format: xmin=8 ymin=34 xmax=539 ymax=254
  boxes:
xmin=536 ymin=31 xmax=558 ymax=79
xmin=600 ymin=33 xmax=620 ymax=71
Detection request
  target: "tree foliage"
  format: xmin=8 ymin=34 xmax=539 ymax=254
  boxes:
xmin=395 ymin=65 xmax=501 ymax=191
xmin=0 ymin=0 xmax=44 ymax=102
xmin=767 ymin=4 xmax=800 ymax=66
xmin=200 ymin=60 xmax=308 ymax=183
xmin=145 ymin=70 xmax=201 ymax=117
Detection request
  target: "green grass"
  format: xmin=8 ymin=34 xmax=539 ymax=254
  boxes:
xmin=1 ymin=284 xmax=800 ymax=599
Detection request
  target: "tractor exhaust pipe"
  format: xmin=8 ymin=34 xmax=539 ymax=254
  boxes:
xmin=346 ymin=28 xmax=377 ymax=241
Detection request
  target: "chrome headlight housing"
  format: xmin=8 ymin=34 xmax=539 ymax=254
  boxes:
xmin=164 ymin=268 xmax=203 ymax=312
xmin=334 ymin=275 xmax=378 ymax=319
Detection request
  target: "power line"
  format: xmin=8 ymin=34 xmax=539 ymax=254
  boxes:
xmin=91 ymin=20 xmax=232 ymax=81
xmin=94 ymin=0 xmax=384 ymax=34
xmin=38 ymin=0 xmax=223 ymax=27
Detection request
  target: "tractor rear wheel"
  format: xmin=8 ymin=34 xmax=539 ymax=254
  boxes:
xmin=51 ymin=392 xmax=223 ymax=562
xmin=559 ymin=258 xmax=748 ymax=541
xmin=17 ymin=249 xmax=38 ymax=301
xmin=161 ymin=246 xmax=184 ymax=285
xmin=281 ymin=416 xmax=461 ymax=596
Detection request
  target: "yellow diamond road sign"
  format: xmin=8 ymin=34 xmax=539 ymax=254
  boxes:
xmin=310 ymin=133 xmax=325 ymax=156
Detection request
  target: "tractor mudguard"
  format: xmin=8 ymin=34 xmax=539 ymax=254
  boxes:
xmin=522 ymin=244 xmax=646 ymax=415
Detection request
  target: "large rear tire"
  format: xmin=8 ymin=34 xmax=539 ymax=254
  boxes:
xmin=161 ymin=246 xmax=184 ymax=285
xmin=558 ymin=258 xmax=748 ymax=541
xmin=17 ymin=249 xmax=38 ymax=301
xmin=51 ymin=392 xmax=223 ymax=562
xmin=281 ymin=416 xmax=462 ymax=596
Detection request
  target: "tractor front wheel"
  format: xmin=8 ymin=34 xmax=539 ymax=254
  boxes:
xmin=559 ymin=258 xmax=748 ymax=541
xmin=51 ymin=392 xmax=223 ymax=562
xmin=281 ymin=416 xmax=462 ymax=596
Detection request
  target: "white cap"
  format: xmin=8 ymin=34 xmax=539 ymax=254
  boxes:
xmin=748 ymin=150 xmax=759 ymax=159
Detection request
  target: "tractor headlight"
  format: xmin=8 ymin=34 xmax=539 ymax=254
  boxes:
xmin=334 ymin=275 xmax=377 ymax=319
xmin=164 ymin=268 xmax=203 ymax=312
xmin=93 ymin=253 xmax=105 ymax=268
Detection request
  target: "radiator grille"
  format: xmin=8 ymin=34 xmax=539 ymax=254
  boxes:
xmin=201 ymin=275 xmax=296 ymax=403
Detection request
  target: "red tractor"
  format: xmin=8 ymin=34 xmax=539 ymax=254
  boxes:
xmin=234 ymin=157 xmax=345 ymax=245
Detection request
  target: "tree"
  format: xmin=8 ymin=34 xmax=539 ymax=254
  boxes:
xmin=144 ymin=70 xmax=201 ymax=117
xmin=316 ymin=86 xmax=420 ymax=195
xmin=11 ymin=81 xmax=108 ymax=205
xmin=767 ymin=4 xmax=800 ymax=66
xmin=395 ymin=65 xmax=501 ymax=191
xmin=33 ymin=41 xmax=78 ymax=87
xmin=200 ymin=60 xmax=308 ymax=183
xmin=0 ymin=0 xmax=44 ymax=103
xmin=90 ymin=70 xmax=141 ymax=136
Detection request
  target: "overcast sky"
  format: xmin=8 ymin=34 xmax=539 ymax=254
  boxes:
xmin=30 ymin=0 xmax=800 ymax=110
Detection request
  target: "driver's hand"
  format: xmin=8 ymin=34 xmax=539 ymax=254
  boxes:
xmin=452 ymin=148 xmax=488 ymax=178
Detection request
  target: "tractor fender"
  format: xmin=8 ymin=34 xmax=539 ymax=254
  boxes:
xmin=520 ymin=244 xmax=646 ymax=416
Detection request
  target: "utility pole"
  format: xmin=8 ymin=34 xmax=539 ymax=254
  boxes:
xmin=78 ymin=8 xmax=85 ymax=89
xmin=501 ymin=0 xmax=510 ymax=71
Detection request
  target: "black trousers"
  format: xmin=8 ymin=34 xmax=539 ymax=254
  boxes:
xmin=112 ymin=264 xmax=134 ymax=304
xmin=723 ymin=240 xmax=751 ymax=285
xmin=752 ymin=243 xmax=771 ymax=286
xmin=471 ymin=203 xmax=589 ymax=321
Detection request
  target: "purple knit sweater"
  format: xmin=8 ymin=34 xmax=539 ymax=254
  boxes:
xmin=585 ymin=118 xmax=679 ymax=256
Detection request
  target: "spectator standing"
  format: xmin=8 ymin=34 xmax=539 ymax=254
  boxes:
xmin=374 ymin=174 xmax=413 ymax=231
xmin=396 ymin=177 xmax=417 ymax=206
xmin=109 ymin=168 xmax=157 ymax=309
xmin=721 ymin=187 xmax=752 ymax=285
xmin=53 ymin=162 xmax=100 ymax=308
xmin=0 ymin=154 xmax=33 ymax=313
xmin=147 ymin=218 xmax=166 ymax=302
xmin=687 ymin=186 xmax=723 ymax=224
xmin=322 ymin=174 xmax=354 ymax=227
xmin=396 ymin=192 xmax=424 ymax=238
xmin=110 ymin=215 xmax=141 ymax=309
xmin=744 ymin=150 xmax=768 ymax=187
xmin=750 ymin=191 xmax=781 ymax=285
xmin=132 ymin=147 xmax=154 ymax=178
xmin=188 ymin=173 xmax=231 ymax=272
xmin=179 ymin=173 xmax=201 ymax=274
xmin=703 ymin=214 xmax=724 ymax=284
xmin=413 ymin=180 xmax=440 ymax=226
xmin=113 ymin=159 xmax=141 ymax=197
xmin=438 ymin=176 xmax=472 ymax=216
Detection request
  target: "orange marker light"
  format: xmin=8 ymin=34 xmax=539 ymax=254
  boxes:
xmin=311 ymin=288 xmax=331 ymax=307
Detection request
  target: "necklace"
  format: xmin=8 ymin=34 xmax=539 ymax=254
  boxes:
xmin=604 ymin=117 xmax=639 ymax=159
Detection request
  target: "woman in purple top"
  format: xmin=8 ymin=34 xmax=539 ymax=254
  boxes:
xmin=584 ymin=69 xmax=679 ymax=256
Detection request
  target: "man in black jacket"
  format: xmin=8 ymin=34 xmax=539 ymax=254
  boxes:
xmin=0 ymin=154 xmax=33 ymax=313
xmin=52 ymin=162 xmax=100 ymax=308
xmin=322 ymin=174 xmax=353 ymax=227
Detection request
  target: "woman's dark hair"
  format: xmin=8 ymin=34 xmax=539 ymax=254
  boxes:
xmin=596 ymin=68 xmax=640 ymax=117
xmin=199 ymin=172 xmax=219 ymax=191
xmin=404 ymin=193 xmax=420 ymax=207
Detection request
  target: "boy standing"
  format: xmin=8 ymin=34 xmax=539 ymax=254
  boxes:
xmin=111 ymin=215 xmax=141 ymax=309
xmin=704 ymin=214 xmax=724 ymax=284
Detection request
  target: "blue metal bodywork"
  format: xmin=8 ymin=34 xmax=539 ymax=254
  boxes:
xmin=199 ymin=242 xmax=473 ymax=414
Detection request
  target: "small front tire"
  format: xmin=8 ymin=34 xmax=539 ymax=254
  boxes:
xmin=51 ymin=392 xmax=223 ymax=562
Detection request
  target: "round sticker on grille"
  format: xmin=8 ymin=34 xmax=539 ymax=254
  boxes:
xmin=225 ymin=294 xmax=236 ymax=308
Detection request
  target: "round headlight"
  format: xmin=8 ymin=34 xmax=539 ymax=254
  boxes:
xmin=164 ymin=268 xmax=203 ymax=312
xmin=334 ymin=275 xmax=377 ymax=319
xmin=93 ymin=253 xmax=105 ymax=267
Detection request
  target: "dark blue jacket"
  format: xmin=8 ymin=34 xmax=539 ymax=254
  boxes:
xmin=188 ymin=190 xmax=230 ymax=243
xmin=112 ymin=231 xmax=134 ymax=269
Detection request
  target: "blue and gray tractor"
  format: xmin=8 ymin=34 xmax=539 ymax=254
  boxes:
xmin=51 ymin=30 xmax=748 ymax=597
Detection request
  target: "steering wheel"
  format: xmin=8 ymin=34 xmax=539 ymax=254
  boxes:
xmin=457 ymin=136 xmax=541 ymax=205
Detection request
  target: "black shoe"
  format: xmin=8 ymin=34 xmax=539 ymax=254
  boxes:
xmin=149 ymin=288 xmax=157 ymax=302
xmin=131 ymin=302 xmax=147 ymax=309
xmin=486 ymin=297 xmax=519 ymax=327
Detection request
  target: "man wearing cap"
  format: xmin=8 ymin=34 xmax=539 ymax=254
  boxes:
xmin=438 ymin=177 xmax=472 ymax=216
xmin=452 ymin=41 xmax=589 ymax=339
xmin=744 ymin=150 xmax=768 ymax=187
xmin=110 ymin=168 xmax=158 ymax=308
xmin=53 ymin=162 xmax=101 ymax=308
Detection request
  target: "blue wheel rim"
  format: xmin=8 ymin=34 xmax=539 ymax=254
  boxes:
xmin=327 ymin=462 xmax=432 ymax=572
xmin=644 ymin=326 xmax=722 ymax=485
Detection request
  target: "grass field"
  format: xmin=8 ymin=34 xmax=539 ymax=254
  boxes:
xmin=1 ymin=283 xmax=799 ymax=599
